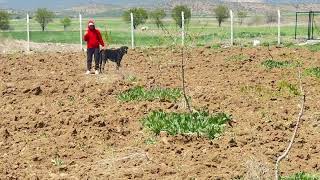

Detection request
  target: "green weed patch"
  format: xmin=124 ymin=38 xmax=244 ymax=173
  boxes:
xmin=142 ymin=110 xmax=231 ymax=139
xmin=118 ymin=86 xmax=182 ymax=102
xmin=262 ymin=60 xmax=292 ymax=69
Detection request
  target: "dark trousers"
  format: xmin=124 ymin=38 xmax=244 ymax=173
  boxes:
xmin=87 ymin=48 xmax=100 ymax=71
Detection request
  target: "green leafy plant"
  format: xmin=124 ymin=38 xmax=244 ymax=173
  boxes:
xmin=144 ymin=137 xmax=157 ymax=145
xmin=51 ymin=158 xmax=63 ymax=166
xmin=281 ymin=172 xmax=320 ymax=180
xmin=305 ymin=67 xmax=320 ymax=79
xmin=142 ymin=111 xmax=232 ymax=139
xmin=126 ymin=75 xmax=138 ymax=83
xmin=277 ymin=81 xmax=300 ymax=96
xmin=262 ymin=60 xmax=292 ymax=69
xmin=118 ymin=86 xmax=182 ymax=102
xmin=225 ymin=54 xmax=249 ymax=61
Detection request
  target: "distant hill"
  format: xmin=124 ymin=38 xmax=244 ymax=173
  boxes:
xmin=2 ymin=0 xmax=320 ymax=10
xmin=66 ymin=0 xmax=320 ymax=17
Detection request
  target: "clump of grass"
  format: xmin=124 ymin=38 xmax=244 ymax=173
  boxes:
xmin=225 ymin=54 xmax=249 ymax=61
xmin=211 ymin=44 xmax=221 ymax=49
xmin=144 ymin=137 xmax=157 ymax=145
xmin=277 ymin=81 xmax=301 ymax=96
xmin=240 ymin=85 xmax=272 ymax=97
xmin=142 ymin=110 xmax=232 ymax=139
xmin=306 ymin=44 xmax=320 ymax=52
xmin=118 ymin=86 xmax=182 ymax=102
xmin=126 ymin=75 xmax=138 ymax=83
xmin=281 ymin=172 xmax=320 ymax=180
xmin=305 ymin=67 xmax=320 ymax=79
xmin=262 ymin=59 xmax=292 ymax=69
xmin=51 ymin=158 xmax=64 ymax=166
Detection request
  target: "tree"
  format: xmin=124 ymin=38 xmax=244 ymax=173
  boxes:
xmin=150 ymin=9 xmax=166 ymax=29
xmin=266 ymin=11 xmax=277 ymax=24
xmin=34 ymin=8 xmax=54 ymax=31
xmin=237 ymin=11 xmax=247 ymax=25
xmin=123 ymin=8 xmax=148 ymax=29
xmin=0 ymin=11 xmax=10 ymax=30
xmin=172 ymin=5 xmax=191 ymax=28
xmin=60 ymin=17 xmax=71 ymax=31
xmin=214 ymin=5 xmax=229 ymax=27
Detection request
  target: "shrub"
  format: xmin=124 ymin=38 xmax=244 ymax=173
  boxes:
xmin=142 ymin=111 xmax=232 ymax=139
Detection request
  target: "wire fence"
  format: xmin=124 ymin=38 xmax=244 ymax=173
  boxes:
xmin=0 ymin=10 xmax=317 ymax=51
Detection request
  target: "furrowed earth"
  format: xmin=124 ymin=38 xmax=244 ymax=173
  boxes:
xmin=0 ymin=47 xmax=319 ymax=179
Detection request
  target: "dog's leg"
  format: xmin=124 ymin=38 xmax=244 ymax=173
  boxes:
xmin=116 ymin=61 xmax=120 ymax=70
xmin=102 ymin=59 xmax=106 ymax=73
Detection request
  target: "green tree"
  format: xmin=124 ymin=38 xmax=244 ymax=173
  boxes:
xmin=0 ymin=11 xmax=10 ymax=30
xmin=35 ymin=8 xmax=54 ymax=31
xmin=237 ymin=11 xmax=247 ymax=25
xmin=60 ymin=17 xmax=71 ymax=31
xmin=150 ymin=9 xmax=166 ymax=29
xmin=123 ymin=8 xmax=148 ymax=29
xmin=172 ymin=5 xmax=191 ymax=28
xmin=214 ymin=5 xmax=229 ymax=27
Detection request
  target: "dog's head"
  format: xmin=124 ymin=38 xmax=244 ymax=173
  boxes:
xmin=120 ymin=46 xmax=128 ymax=54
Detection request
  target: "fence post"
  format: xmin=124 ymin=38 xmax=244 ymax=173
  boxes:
xmin=278 ymin=9 xmax=281 ymax=45
xmin=230 ymin=10 xmax=234 ymax=46
xmin=79 ymin=13 xmax=83 ymax=51
xmin=131 ymin=12 xmax=135 ymax=49
xmin=182 ymin=11 xmax=185 ymax=46
xmin=27 ymin=13 xmax=30 ymax=51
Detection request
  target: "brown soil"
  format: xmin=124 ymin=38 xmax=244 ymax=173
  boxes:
xmin=0 ymin=39 xmax=81 ymax=54
xmin=0 ymin=47 xmax=319 ymax=179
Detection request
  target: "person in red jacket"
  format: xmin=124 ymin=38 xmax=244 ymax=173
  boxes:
xmin=84 ymin=20 xmax=105 ymax=75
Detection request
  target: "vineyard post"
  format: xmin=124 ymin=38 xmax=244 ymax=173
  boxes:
xmin=79 ymin=13 xmax=83 ymax=50
xmin=27 ymin=13 xmax=30 ymax=51
xmin=131 ymin=12 xmax=135 ymax=49
xmin=278 ymin=9 xmax=281 ymax=45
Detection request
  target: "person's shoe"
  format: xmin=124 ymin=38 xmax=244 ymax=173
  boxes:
xmin=95 ymin=70 xmax=100 ymax=75
xmin=85 ymin=70 xmax=91 ymax=75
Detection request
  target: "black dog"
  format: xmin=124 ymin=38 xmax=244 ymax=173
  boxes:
xmin=99 ymin=46 xmax=128 ymax=72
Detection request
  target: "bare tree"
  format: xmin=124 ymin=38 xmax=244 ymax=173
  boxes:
xmin=275 ymin=67 xmax=306 ymax=180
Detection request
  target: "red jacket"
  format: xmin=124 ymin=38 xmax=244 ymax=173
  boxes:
xmin=84 ymin=20 xmax=105 ymax=48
